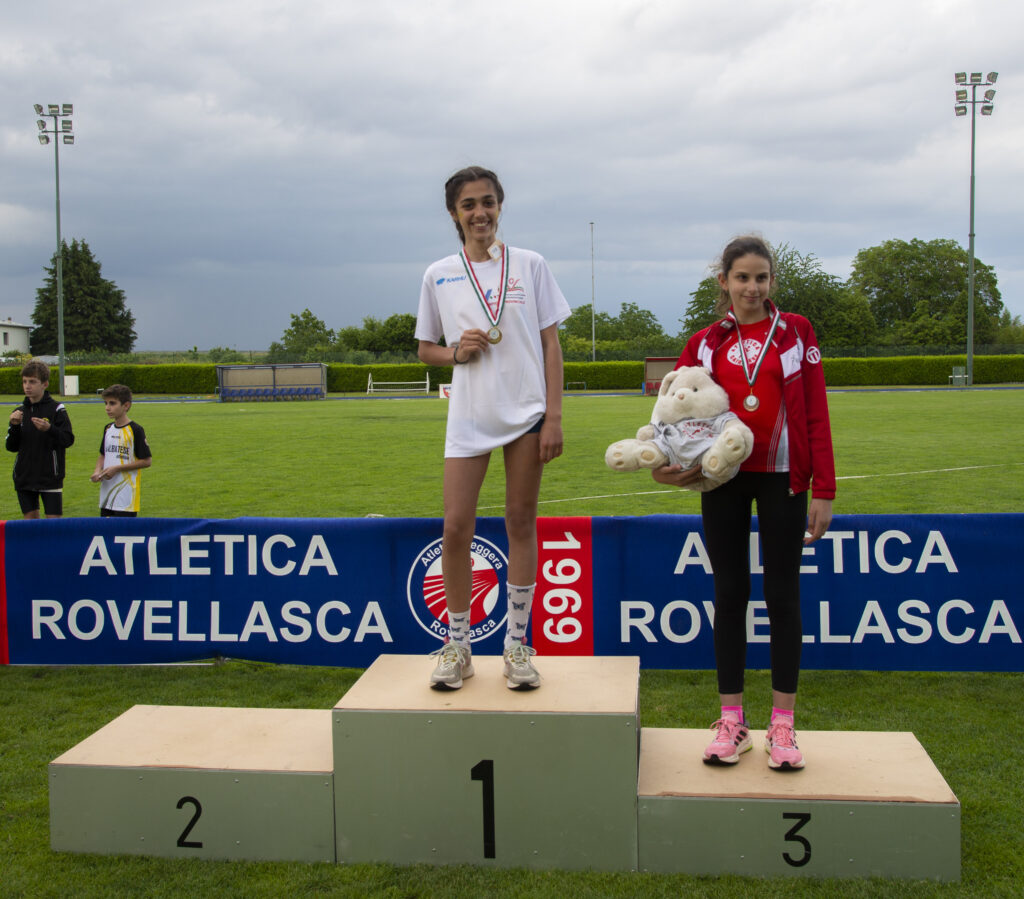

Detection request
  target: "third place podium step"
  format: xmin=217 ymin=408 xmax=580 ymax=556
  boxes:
xmin=637 ymin=727 xmax=960 ymax=880
xmin=333 ymin=654 xmax=641 ymax=870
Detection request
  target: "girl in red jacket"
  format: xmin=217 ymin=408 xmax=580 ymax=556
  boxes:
xmin=655 ymin=235 xmax=835 ymax=770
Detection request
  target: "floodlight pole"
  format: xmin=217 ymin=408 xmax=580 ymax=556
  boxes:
xmin=590 ymin=222 xmax=596 ymax=362
xmin=953 ymin=73 xmax=997 ymax=387
xmin=34 ymin=104 xmax=74 ymax=393
xmin=967 ymin=97 xmax=977 ymax=387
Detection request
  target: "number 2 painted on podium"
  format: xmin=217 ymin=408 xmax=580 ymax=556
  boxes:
xmin=471 ymin=759 xmax=496 ymax=858
xmin=176 ymin=796 xmax=203 ymax=849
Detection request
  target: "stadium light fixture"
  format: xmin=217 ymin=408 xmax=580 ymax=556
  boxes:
xmin=32 ymin=102 xmax=76 ymax=393
xmin=951 ymin=72 xmax=999 ymax=386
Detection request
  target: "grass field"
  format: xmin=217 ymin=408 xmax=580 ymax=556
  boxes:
xmin=2 ymin=387 xmax=1023 ymax=897
xmin=3 ymin=387 xmax=1023 ymax=520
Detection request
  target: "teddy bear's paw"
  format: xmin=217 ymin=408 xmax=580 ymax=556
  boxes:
xmin=605 ymin=442 xmax=641 ymax=471
xmin=703 ymin=452 xmax=725 ymax=476
xmin=719 ymin=431 xmax=749 ymax=463
xmin=637 ymin=445 xmax=664 ymax=467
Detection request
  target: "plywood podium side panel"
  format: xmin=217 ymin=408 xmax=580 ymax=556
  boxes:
xmin=334 ymin=708 xmax=638 ymax=871
xmin=50 ymin=765 xmax=336 ymax=862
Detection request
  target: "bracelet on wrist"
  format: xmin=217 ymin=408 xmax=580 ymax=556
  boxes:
xmin=451 ymin=342 xmax=466 ymax=365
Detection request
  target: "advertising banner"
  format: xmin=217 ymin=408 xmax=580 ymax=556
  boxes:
xmin=1 ymin=514 xmax=1020 ymax=670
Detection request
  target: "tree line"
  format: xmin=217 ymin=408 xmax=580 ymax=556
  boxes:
xmin=680 ymin=238 xmax=1020 ymax=355
xmin=272 ymin=237 xmax=1023 ymax=363
xmin=23 ymin=237 xmax=1024 ymax=363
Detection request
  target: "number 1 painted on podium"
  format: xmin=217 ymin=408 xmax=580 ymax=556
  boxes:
xmin=471 ymin=759 xmax=495 ymax=858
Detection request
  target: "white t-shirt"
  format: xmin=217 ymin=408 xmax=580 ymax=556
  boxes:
xmin=415 ymin=247 xmax=570 ymax=457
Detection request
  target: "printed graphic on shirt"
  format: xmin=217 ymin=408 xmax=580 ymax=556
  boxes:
xmin=727 ymin=336 xmax=768 ymax=367
xmin=98 ymin=421 xmax=150 ymax=512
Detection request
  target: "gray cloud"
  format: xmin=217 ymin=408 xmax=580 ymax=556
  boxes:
xmin=2 ymin=0 xmax=1021 ymax=349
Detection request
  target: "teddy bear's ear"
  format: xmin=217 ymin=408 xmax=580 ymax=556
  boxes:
xmin=659 ymin=369 xmax=678 ymax=395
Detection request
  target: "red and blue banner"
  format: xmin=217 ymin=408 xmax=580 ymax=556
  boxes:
xmin=1 ymin=514 xmax=1020 ymax=670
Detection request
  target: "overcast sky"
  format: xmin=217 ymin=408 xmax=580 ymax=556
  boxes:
xmin=2 ymin=0 xmax=1021 ymax=350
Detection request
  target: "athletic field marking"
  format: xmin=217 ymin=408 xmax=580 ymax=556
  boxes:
xmin=835 ymin=462 xmax=1023 ymax=481
xmin=476 ymin=462 xmax=1023 ymax=510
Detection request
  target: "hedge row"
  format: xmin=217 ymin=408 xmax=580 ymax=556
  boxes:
xmin=821 ymin=355 xmax=1024 ymax=386
xmin=0 ymin=364 xmax=219 ymax=396
xmin=1 ymin=356 xmax=1021 ymax=396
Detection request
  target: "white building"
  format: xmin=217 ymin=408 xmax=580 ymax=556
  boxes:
xmin=1 ymin=318 xmax=32 ymax=354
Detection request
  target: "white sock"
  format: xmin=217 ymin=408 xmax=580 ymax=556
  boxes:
xmin=447 ymin=609 xmax=471 ymax=646
xmin=504 ymin=583 xmax=535 ymax=650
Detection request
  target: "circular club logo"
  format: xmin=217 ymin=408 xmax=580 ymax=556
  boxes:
xmin=806 ymin=346 xmax=822 ymax=364
xmin=406 ymin=536 xmax=507 ymax=642
xmin=727 ymin=338 xmax=763 ymax=367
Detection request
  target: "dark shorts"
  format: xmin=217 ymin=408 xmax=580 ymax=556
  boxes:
xmin=17 ymin=489 xmax=63 ymax=516
xmin=100 ymin=508 xmax=138 ymax=518
xmin=526 ymin=415 xmax=546 ymax=435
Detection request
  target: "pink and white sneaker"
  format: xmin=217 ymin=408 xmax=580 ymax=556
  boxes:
xmin=765 ymin=717 xmax=805 ymax=770
xmin=702 ymin=714 xmax=752 ymax=765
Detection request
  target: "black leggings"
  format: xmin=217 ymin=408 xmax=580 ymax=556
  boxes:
xmin=700 ymin=472 xmax=807 ymax=695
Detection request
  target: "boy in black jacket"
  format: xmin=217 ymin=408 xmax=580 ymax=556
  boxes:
xmin=6 ymin=361 xmax=75 ymax=518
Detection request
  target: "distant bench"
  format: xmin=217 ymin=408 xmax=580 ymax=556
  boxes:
xmin=366 ymin=372 xmax=431 ymax=396
xmin=217 ymin=363 xmax=327 ymax=401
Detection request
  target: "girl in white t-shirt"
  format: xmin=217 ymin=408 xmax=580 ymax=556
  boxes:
xmin=415 ymin=166 xmax=571 ymax=690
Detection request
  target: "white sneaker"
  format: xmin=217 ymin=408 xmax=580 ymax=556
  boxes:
xmin=429 ymin=642 xmax=474 ymax=689
xmin=503 ymin=643 xmax=540 ymax=689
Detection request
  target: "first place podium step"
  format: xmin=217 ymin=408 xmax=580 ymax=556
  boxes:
xmin=333 ymin=654 xmax=641 ymax=871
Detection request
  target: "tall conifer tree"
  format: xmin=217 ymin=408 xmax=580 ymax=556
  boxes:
xmin=31 ymin=239 xmax=136 ymax=354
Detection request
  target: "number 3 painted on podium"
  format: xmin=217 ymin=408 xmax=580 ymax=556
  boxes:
xmin=782 ymin=812 xmax=812 ymax=866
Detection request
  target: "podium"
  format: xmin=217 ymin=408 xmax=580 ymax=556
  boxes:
xmin=637 ymin=727 xmax=960 ymax=880
xmin=49 ymin=705 xmax=335 ymax=862
xmin=333 ymin=654 xmax=640 ymax=870
xmin=49 ymin=657 xmax=960 ymax=879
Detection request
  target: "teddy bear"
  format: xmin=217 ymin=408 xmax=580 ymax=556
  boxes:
xmin=604 ymin=366 xmax=754 ymax=492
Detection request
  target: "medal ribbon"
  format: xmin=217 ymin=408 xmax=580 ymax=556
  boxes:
xmin=732 ymin=308 xmax=781 ymax=394
xmin=460 ymin=246 xmax=508 ymax=329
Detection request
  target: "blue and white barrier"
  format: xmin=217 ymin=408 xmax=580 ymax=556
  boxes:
xmin=1 ymin=515 xmax=1019 ymax=670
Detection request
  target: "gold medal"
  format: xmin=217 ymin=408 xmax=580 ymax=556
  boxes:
xmin=743 ymin=394 xmax=760 ymax=412
xmin=487 ymin=326 xmax=502 ymax=344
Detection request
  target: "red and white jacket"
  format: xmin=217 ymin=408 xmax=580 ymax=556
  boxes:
xmin=676 ymin=301 xmax=836 ymax=500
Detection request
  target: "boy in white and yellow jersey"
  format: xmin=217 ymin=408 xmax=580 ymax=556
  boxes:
xmin=91 ymin=384 xmax=153 ymax=517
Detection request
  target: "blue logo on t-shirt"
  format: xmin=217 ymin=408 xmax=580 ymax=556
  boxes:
xmin=436 ymin=275 xmax=467 ymax=286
